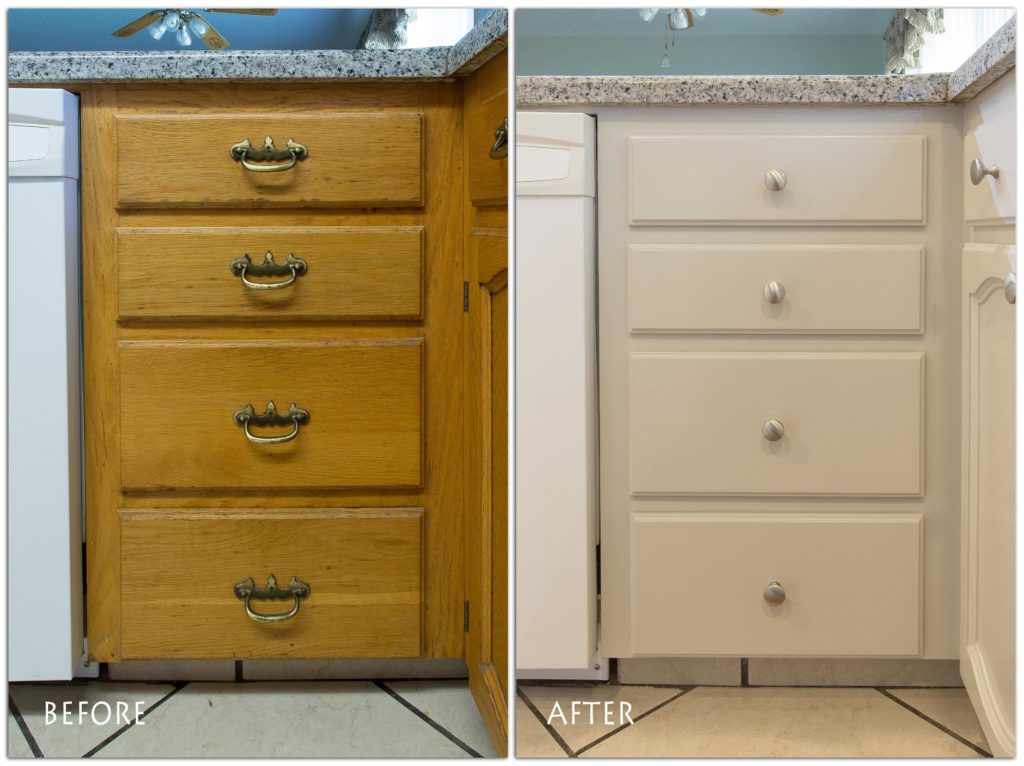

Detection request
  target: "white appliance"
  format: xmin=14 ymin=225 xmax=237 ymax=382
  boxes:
xmin=8 ymin=89 xmax=91 ymax=681
xmin=515 ymin=112 xmax=605 ymax=679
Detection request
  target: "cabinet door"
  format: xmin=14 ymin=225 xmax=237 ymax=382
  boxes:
xmin=464 ymin=231 xmax=508 ymax=756
xmin=961 ymin=243 xmax=1016 ymax=757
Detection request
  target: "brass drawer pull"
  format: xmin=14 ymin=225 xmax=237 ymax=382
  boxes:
xmin=489 ymin=117 xmax=508 ymax=160
xmin=230 ymin=136 xmax=308 ymax=172
xmin=230 ymin=251 xmax=307 ymax=290
xmin=233 ymin=401 xmax=310 ymax=444
xmin=233 ymin=574 xmax=310 ymax=623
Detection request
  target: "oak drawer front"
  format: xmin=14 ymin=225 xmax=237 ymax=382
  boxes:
xmin=629 ymin=135 xmax=925 ymax=225
xmin=630 ymin=513 xmax=922 ymax=656
xmin=116 ymin=114 xmax=423 ymax=209
xmin=117 ymin=227 xmax=423 ymax=321
xmin=120 ymin=340 xmax=422 ymax=491
xmin=120 ymin=508 xmax=422 ymax=659
xmin=629 ymin=352 xmax=923 ymax=496
xmin=629 ymin=244 xmax=924 ymax=334
xmin=964 ymin=109 xmax=1016 ymax=222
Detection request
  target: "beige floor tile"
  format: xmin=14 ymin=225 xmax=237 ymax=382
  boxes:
xmin=93 ymin=681 xmax=470 ymax=758
xmin=887 ymin=688 xmax=990 ymax=753
xmin=515 ymin=696 xmax=568 ymax=758
xmin=384 ymin=680 xmax=498 ymax=757
xmin=520 ymin=683 xmax=682 ymax=752
xmin=8 ymin=714 xmax=35 ymax=758
xmin=582 ymin=686 xmax=982 ymax=758
xmin=9 ymin=682 xmax=174 ymax=758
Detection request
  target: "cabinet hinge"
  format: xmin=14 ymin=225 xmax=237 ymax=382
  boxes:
xmin=463 ymin=599 xmax=470 ymax=632
xmin=463 ymin=282 xmax=470 ymax=312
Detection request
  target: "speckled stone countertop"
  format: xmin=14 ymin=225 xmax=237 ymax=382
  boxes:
xmin=516 ymin=74 xmax=950 ymax=106
xmin=8 ymin=9 xmax=506 ymax=84
xmin=517 ymin=16 xmax=1014 ymax=106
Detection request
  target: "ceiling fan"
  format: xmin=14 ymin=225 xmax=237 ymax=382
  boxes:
xmin=639 ymin=8 xmax=784 ymax=68
xmin=112 ymin=8 xmax=278 ymax=50
xmin=640 ymin=7 xmax=784 ymax=31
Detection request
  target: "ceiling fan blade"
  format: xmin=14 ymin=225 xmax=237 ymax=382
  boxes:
xmin=111 ymin=10 xmax=164 ymax=37
xmin=203 ymin=8 xmax=279 ymax=15
xmin=752 ymin=9 xmax=785 ymax=15
xmin=195 ymin=13 xmax=231 ymax=50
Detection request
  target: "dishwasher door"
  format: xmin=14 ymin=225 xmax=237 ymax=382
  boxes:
xmin=8 ymin=88 xmax=90 ymax=681
xmin=515 ymin=112 xmax=605 ymax=679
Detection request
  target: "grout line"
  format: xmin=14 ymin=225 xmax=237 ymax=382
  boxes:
xmin=8 ymin=694 xmax=44 ymax=758
xmin=374 ymin=681 xmax=484 ymax=758
xmin=81 ymin=682 xmax=187 ymax=758
xmin=516 ymin=687 xmax=576 ymax=758
xmin=875 ymin=688 xmax=992 ymax=758
xmin=574 ymin=686 xmax=695 ymax=757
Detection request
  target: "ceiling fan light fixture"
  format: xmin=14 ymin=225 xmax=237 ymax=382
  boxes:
xmin=638 ymin=8 xmax=659 ymax=22
xmin=147 ymin=15 xmax=169 ymax=39
xmin=176 ymin=24 xmax=192 ymax=45
xmin=188 ymin=14 xmax=209 ymax=36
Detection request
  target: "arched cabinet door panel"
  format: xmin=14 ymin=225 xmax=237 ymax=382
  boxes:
xmin=961 ymin=243 xmax=1016 ymax=758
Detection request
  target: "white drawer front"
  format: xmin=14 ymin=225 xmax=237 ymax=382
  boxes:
xmin=630 ymin=135 xmax=926 ymax=225
xmin=629 ymin=244 xmax=924 ymax=334
xmin=629 ymin=352 xmax=923 ymax=496
xmin=964 ymin=109 xmax=1016 ymax=222
xmin=630 ymin=513 xmax=923 ymax=656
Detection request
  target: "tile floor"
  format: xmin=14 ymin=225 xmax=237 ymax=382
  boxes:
xmin=8 ymin=679 xmax=496 ymax=758
xmin=517 ymin=682 xmax=992 ymax=758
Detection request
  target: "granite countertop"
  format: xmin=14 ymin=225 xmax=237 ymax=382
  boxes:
xmin=8 ymin=9 xmax=506 ymax=84
xmin=518 ymin=15 xmax=1014 ymax=106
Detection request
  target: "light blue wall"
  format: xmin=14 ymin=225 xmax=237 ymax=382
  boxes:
xmin=8 ymin=8 xmax=373 ymax=51
xmin=516 ymin=34 xmax=887 ymax=76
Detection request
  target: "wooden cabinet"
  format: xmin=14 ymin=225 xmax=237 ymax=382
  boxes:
xmin=116 ymin=113 xmax=424 ymax=208
xmin=81 ymin=51 xmax=507 ymax=751
xmin=462 ymin=51 xmax=509 ymax=756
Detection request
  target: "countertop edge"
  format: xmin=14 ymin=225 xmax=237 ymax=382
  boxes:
xmin=514 ymin=74 xmax=952 ymax=106
xmin=7 ymin=11 xmax=508 ymax=84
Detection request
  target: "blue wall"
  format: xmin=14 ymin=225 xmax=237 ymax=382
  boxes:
xmin=9 ymin=8 xmax=374 ymax=51
xmin=516 ymin=35 xmax=887 ymax=76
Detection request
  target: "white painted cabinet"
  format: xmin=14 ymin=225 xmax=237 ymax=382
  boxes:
xmin=960 ymin=243 xmax=1015 ymax=757
xmin=958 ymin=67 xmax=1016 ymax=759
xmin=598 ymin=105 xmax=964 ymax=661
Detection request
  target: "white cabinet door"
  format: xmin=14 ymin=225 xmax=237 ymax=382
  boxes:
xmin=961 ymin=243 xmax=1015 ymax=757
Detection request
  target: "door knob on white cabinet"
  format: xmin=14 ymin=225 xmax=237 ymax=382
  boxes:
xmin=764 ymin=581 xmax=786 ymax=605
xmin=969 ymin=157 xmax=1000 ymax=185
xmin=764 ymin=169 xmax=787 ymax=191
xmin=1005 ymin=272 xmax=1016 ymax=305
xmin=763 ymin=280 xmax=786 ymax=304
xmin=762 ymin=419 xmax=785 ymax=441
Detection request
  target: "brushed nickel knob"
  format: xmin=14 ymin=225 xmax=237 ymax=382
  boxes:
xmin=764 ymin=581 xmax=786 ymax=605
xmin=763 ymin=280 xmax=786 ymax=304
xmin=1005 ymin=272 xmax=1016 ymax=305
xmin=762 ymin=419 xmax=785 ymax=442
xmin=764 ymin=169 xmax=787 ymax=191
xmin=970 ymin=158 xmax=1000 ymax=185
